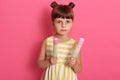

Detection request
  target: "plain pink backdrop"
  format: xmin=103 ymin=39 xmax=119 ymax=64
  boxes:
xmin=0 ymin=0 xmax=120 ymax=80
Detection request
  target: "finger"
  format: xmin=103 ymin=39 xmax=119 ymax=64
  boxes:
xmin=70 ymin=61 xmax=75 ymax=64
xmin=68 ymin=55 xmax=71 ymax=58
xmin=70 ymin=59 xmax=76 ymax=62
xmin=68 ymin=63 xmax=72 ymax=66
xmin=53 ymin=57 xmax=57 ymax=59
xmin=67 ymin=57 xmax=71 ymax=60
xmin=70 ymin=60 xmax=76 ymax=65
xmin=69 ymin=63 xmax=74 ymax=67
xmin=71 ymin=57 xmax=74 ymax=60
xmin=68 ymin=55 xmax=72 ymax=59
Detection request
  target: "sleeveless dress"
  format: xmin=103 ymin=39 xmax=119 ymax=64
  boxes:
xmin=44 ymin=36 xmax=78 ymax=80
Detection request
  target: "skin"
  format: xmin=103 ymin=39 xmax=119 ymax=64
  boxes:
xmin=53 ymin=17 xmax=73 ymax=37
xmin=38 ymin=17 xmax=82 ymax=80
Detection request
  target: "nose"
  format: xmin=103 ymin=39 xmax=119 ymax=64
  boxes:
xmin=62 ymin=22 xmax=66 ymax=28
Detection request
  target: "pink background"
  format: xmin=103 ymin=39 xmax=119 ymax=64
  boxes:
xmin=0 ymin=0 xmax=120 ymax=80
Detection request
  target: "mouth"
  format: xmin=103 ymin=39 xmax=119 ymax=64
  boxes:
xmin=61 ymin=29 xmax=67 ymax=31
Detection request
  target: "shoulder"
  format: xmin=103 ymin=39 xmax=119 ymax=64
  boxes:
xmin=43 ymin=36 xmax=53 ymax=42
xmin=43 ymin=36 xmax=54 ymax=45
xmin=45 ymin=36 xmax=54 ymax=40
xmin=45 ymin=36 xmax=54 ymax=42
xmin=70 ymin=37 xmax=77 ymax=44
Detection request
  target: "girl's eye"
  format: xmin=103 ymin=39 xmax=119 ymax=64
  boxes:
xmin=57 ymin=20 xmax=61 ymax=23
xmin=66 ymin=20 xmax=71 ymax=23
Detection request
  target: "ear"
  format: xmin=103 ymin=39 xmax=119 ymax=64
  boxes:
xmin=50 ymin=1 xmax=58 ymax=8
xmin=68 ymin=2 xmax=75 ymax=8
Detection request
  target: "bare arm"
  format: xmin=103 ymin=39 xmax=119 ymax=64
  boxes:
xmin=38 ymin=39 xmax=51 ymax=69
xmin=72 ymin=52 xmax=82 ymax=73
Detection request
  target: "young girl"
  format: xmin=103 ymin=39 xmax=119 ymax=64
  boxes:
xmin=38 ymin=1 xmax=82 ymax=80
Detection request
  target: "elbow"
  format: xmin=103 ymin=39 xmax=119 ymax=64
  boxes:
xmin=37 ymin=60 xmax=48 ymax=69
xmin=38 ymin=60 xmax=43 ymax=68
xmin=38 ymin=60 xmax=41 ymax=68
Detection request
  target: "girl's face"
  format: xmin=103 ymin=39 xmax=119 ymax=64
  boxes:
xmin=53 ymin=17 xmax=73 ymax=36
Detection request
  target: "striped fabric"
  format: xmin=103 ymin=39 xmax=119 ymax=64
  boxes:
xmin=44 ymin=36 xmax=78 ymax=80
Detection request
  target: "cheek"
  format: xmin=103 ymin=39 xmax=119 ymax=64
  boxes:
xmin=54 ymin=23 xmax=60 ymax=28
xmin=54 ymin=26 xmax=61 ymax=31
xmin=67 ymin=24 xmax=73 ymax=29
xmin=68 ymin=27 xmax=72 ymax=31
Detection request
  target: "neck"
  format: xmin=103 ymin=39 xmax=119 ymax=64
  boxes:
xmin=54 ymin=33 xmax=69 ymax=39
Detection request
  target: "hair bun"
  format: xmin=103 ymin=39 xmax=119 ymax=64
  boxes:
xmin=68 ymin=2 xmax=75 ymax=8
xmin=50 ymin=1 xmax=58 ymax=8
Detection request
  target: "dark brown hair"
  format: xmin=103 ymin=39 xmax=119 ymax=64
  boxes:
xmin=50 ymin=1 xmax=75 ymax=21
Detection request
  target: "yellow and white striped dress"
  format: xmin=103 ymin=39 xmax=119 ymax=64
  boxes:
xmin=44 ymin=36 xmax=78 ymax=80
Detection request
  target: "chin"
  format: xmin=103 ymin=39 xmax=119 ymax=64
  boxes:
xmin=57 ymin=33 xmax=66 ymax=36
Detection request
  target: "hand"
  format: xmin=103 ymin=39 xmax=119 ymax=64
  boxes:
xmin=50 ymin=57 xmax=57 ymax=65
xmin=67 ymin=56 xmax=77 ymax=67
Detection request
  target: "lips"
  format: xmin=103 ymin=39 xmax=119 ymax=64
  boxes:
xmin=61 ymin=29 xmax=67 ymax=31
